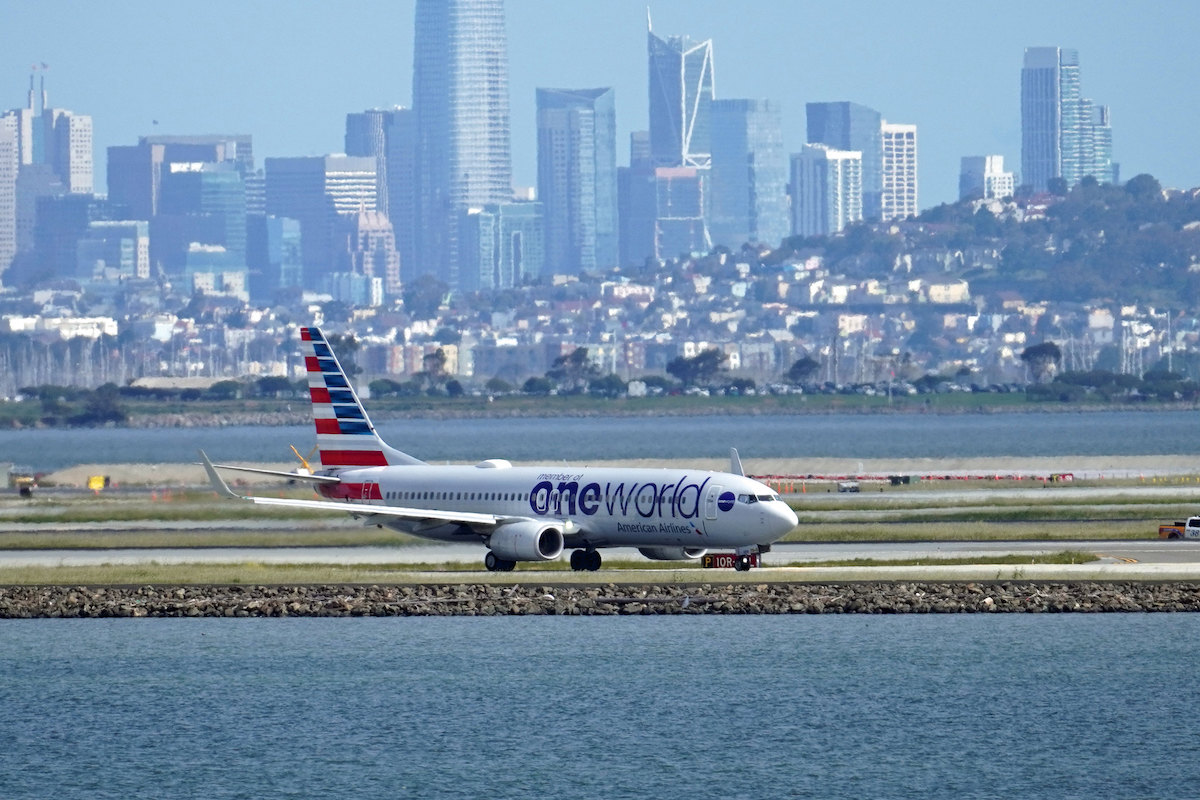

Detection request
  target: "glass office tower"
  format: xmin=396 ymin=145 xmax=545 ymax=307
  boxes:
xmin=413 ymin=0 xmax=512 ymax=288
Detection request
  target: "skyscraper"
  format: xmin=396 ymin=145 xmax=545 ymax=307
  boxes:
xmin=1021 ymin=47 xmax=1114 ymax=191
xmin=246 ymin=215 xmax=303 ymax=302
xmin=647 ymin=21 xmax=714 ymax=169
xmin=382 ymin=109 xmax=419 ymax=285
xmin=157 ymin=162 xmax=247 ymax=271
xmin=536 ymin=87 xmax=617 ymax=274
xmin=75 ymin=220 xmax=149 ymax=281
xmin=880 ymin=122 xmax=918 ymax=221
xmin=790 ymin=144 xmax=862 ymax=237
xmin=1 ymin=73 xmax=93 ymax=194
xmin=346 ymin=107 xmax=419 ymax=286
xmin=345 ymin=108 xmax=393 ymax=215
xmin=618 ymin=165 xmax=709 ymax=265
xmin=0 ymin=125 xmax=16 ymax=280
xmin=265 ymin=155 xmax=378 ymax=289
xmin=334 ymin=209 xmax=400 ymax=300
xmin=413 ymin=0 xmax=512 ymax=288
xmin=2 ymin=73 xmax=93 ymax=274
xmin=459 ymin=201 xmax=544 ymax=291
xmin=107 ymin=135 xmax=251 ymax=222
xmin=806 ymin=102 xmax=881 ymax=221
xmin=959 ymin=155 xmax=1015 ymax=200
xmin=709 ymin=99 xmax=789 ymax=249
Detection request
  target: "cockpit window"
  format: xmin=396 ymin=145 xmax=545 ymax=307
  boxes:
xmin=737 ymin=494 xmax=757 ymax=504
xmin=758 ymin=494 xmax=776 ymax=502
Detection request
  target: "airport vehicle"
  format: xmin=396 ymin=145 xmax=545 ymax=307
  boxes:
xmin=1158 ymin=518 xmax=1200 ymax=540
xmin=202 ymin=326 xmax=798 ymax=572
xmin=7 ymin=465 xmax=35 ymax=497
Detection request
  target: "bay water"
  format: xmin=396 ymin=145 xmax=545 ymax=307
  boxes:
xmin=3 ymin=408 xmax=1200 ymax=469
xmin=2 ymin=614 xmax=1199 ymax=798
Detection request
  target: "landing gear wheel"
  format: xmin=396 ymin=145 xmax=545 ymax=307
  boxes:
xmin=485 ymin=552 xmax=516 ymax=572
xmin=734 ymin=555 xmax=752 ymax=572
xmin=570 ymin=549 xmax=602 ymax=571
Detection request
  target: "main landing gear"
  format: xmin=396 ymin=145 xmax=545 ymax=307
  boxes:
xmin=733 ymin=554 xmax=754 ymax=572
xmin=484 ymin=551 xmax=516 ymax=572
xmin=569 ymin=549 xmax=602 ymax=572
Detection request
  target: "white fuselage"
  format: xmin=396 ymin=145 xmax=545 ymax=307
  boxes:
xmin=318 ymin=462 xmax=796 ymax=549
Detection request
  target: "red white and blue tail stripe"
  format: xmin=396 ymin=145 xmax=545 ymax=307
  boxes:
xmin=300 ymin=326 xmax=423 ymax=468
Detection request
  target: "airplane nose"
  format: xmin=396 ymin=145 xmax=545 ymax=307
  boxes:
xmin=770 ymin=502 xmax=798 ymax=537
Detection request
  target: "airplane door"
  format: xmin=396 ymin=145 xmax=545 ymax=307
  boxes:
xmin=705 ymin=484 xmax=722 ymax=521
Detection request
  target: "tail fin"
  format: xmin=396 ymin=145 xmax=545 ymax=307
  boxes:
xmin=300 ymin=326 xmax=424 ymax=468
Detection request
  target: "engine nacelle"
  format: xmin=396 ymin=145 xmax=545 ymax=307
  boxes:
xmin=488 ymin=521 xmax=565 ymax=562
xmin=637 ymin=546 xmax=707 ymax=562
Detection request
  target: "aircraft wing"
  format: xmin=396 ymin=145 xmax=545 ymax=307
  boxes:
xmin=200 ymin=450 xmax=509 ymax=529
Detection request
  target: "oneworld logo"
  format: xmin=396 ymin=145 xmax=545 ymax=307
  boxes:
xmin=529 ymin=476 xmax=713 ymax=520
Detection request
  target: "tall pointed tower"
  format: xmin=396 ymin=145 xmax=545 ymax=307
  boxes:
xmin=647 ymin=19 xmax=714 ymax=170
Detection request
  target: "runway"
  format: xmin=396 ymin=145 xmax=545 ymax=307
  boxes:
xmin=4 ymin=539 xmax=1198 ymax=577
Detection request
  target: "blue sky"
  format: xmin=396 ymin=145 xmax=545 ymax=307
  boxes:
xmin=4 ymin=0 xmax=1198 ymax=208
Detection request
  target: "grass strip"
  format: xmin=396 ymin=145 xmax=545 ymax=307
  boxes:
xmin=779 ymin=551 xmax=1099 ymax=568
xmin=0 ymin=551 xmax=1099 ymax=586
xmin=789 ymin=491 xmax=1200 ymax=512
xmin=0 ymin=529 xmax=414 ymax=550
xmin=780 ymin=520 xmax=1156 ymax=542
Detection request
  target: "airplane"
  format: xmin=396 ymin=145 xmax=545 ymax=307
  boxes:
xmin=200 ymin=326 xmax=798 ymax=572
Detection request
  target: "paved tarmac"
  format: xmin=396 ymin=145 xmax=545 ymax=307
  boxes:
xmin=4 ymin=540 xmax=1199 ymax=582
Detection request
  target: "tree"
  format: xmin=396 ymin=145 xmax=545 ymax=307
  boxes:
xmin=1020 ymin=341 xmax=1063 ymax=384
xmin=522 ymin=376 xmax=553 ymax=395
xmin=588 ymin=374 xmax=627 ymax=398
xmin=786 ymin=356 xmax=821 ymax=386
xmin=423 ymin=349 xmax=448 ymax=380
xmin=666 ymin=348 xmax=728 ymax=386
xmin=546 ymin=347 xmax=600 ymax=394
xmin=70 ymin=383 xmax=127 ymax=426
xmin=1125 ymin=173 xmax=1163 ymax=203
xmin=256 ymin=376 xmax=295 ymax=398
xmin=369 ymin=378 xmax=404 ymax=398
xmin=434 ymin=326 xmax=463 ymax=345
xmin=206 ymin=380 xmax=243 ymax=400
xmin=403 ymin=274 xmax=450 ymax=318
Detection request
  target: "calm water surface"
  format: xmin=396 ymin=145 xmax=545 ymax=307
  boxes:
xmin=2 ymin=614 xmax=1198 ymax=799
xmin=3 ymin=409 xmax=1200 ymax=469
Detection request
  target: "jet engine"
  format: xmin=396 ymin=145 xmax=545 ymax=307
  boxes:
xmin=637 ymin=546 xmax=707 ymax=561
xmin=488 ymin=521 xmax=565 ymax=562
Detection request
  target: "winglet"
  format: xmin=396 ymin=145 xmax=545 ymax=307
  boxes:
xmin=199 ymin=449 xmax=243 ymax=500
xmin=729 ymin=447 xmax=744 ymax=477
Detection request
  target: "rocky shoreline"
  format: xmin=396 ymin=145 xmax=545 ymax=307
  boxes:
xmin=3 ymin=581 xmax=1200 ymax=618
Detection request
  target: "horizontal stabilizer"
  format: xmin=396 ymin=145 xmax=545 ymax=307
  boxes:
xmin=196 ymin=461 xmax=341 ymax=485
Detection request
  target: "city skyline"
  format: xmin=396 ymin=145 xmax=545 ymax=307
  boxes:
xmin=3 ymin=0 xmax=1199 ymax=211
